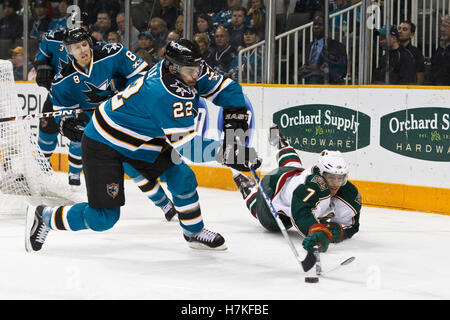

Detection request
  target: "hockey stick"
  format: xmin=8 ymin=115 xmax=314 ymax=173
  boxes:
xmin=0 ymin=107 xmax=96 ymax=123
xmin=312 ymin=246 xmax=355 ymax=276
xmin=248 ymin=165 xmax=315 ymax=272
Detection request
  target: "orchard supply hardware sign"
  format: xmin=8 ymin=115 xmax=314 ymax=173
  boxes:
xmin=380 ymin=107 xmax=450 ymax=162
xmin=273 ymin=104 xmax=370 ymax=153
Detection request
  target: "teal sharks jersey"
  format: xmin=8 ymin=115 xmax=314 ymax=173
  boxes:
xmin=35 ymin=29 xmax=71 ymax=74
xmin=50 ymin=43 xmax=148 ymax=113
xmin=84 ymin=60 xmax=246 ymax=163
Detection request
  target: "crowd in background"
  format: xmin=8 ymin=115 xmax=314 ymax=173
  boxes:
xmin=0 ymin=0 xmax=449 ymax=85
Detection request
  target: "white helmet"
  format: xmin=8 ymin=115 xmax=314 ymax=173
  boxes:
xmin=316 ymin=150 xmax=349 ymax=184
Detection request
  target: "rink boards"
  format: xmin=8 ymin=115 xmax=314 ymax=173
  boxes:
xmin=15 ymin=82 xmax=450 ymax=214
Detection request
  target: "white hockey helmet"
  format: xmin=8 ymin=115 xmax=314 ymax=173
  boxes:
xmin=316 ymin=150 xmax=349 ymax=185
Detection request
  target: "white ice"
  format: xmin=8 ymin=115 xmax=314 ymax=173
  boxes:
xmin=1 ymin=177 xmax=449 ymax=300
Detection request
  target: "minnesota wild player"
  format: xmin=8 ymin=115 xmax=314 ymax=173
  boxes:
xmin=233 ymin=126 xmax=361 ymax=253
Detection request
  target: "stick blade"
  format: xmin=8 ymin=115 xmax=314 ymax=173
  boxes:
xmin=340 ymin=256 xmax=355 ymax=266
xmin=301 ymin=250 xmax=316 ymax=272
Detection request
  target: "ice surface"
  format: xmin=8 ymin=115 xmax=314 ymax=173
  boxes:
xmin=1 ymin=177 xmax=449 ymax=300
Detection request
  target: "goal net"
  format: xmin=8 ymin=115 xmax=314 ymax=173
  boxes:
xmin=0 ymin=59 xmax=80 ymax=214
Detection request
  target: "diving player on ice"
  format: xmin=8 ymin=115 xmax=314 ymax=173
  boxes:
xmin=233 ymin=126 xmax=361 ymax=253
xmin=25 ymin=38 xmax=261 ymax=252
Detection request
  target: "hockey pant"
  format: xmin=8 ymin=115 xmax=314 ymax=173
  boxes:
xmin=244 ymin=146 xmax=303 ymax=232
xmin=42 ymin=136 xmax=204 ymax=235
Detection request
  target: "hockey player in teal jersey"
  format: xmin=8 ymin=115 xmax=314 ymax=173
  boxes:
xmin=49 ymin=27 xmax=178 ymax=221
xmin=34 ymin=13 xmax=98 ymax=186
xmin=233 ymin=126 xmax=361 ymax=253
xmin=25 ymin=38 xmax=261 ymax=252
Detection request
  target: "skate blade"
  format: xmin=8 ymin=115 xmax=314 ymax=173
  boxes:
xmin=187 ymin=242 xmax=228 ymax=251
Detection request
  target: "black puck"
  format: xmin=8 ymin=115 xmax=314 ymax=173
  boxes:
xmin=305 ymin=276 xmax=319 ymax=283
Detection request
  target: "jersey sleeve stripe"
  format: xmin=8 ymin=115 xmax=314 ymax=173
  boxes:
xmin=93 ymin=105 xmax=163 ymax=152
xmin=202 ymin=78 xmax=233 ymax=101
xmin=165 ymin=130 xmax=196 ymax=149
xmin=38 ymin=47 xmax=51 ymax=58
xmin=126 ymin=61 xmax=149 ymax=79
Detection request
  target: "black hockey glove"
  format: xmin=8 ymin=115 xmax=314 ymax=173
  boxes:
xmin=59 ymin=116 xmax=86 ymax=142
xmin=218 ymin=106 xmax=261 ymax=171
xmin=223 ymin=106 xmax=249 ymax=133
xmin=216 ymin=142 xmax=262 ymax=172
xmin=34 ymin=60 xmax=54 ymax=90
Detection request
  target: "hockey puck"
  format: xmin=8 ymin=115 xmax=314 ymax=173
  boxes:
xmin=305 ymin=277 xmax=319 ymax=283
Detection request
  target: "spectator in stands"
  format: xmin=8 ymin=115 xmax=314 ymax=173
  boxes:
xmin=330 ymin=0 xmax=360 ymax=37
xmin=208 ymin=26 xmax=236 ymax=76
xmin=166 ymin=30 xmax=181 ymax=43
xmin=372 ymin=25 xmax=416 ymax=85
xmin=230 ymin=26 xmax=262 ymax=82
xmin=213 ymin=0 xmax=243 ymax=28
xmin=298 ymin=13 xmax=347 ymax=84
xmin=83 ymin=0 xmax=122 ymax=27
xmin=107 ymin=31 xmax=120 ymax=43
xmin=194 ymin=32 xmax=213 ymax=63
xmin=89 ymin=24 xmax=103 ymax=41
xmin=148 ymin=17 xmax=169 ymax=51
xmin=430 ymin=14 xmax=450 ymax=86
xmin=29 ymin=0 xmax=51 ymax=40
xmin=48 ymin=0 xmax=70 ymax=31
xmin=0 ymin=0 xmax=22 ymax=42
xmin=195 ymin=13 xmax=215 ymax=45
xmin=246 ymin=0 xmax=265 ymax=39
xmin=175 ymin=14 xmax=184 ymax=36
xmin=398 ymin=20 xmax=425 ymax=85
xmin=91 ymin=10 xmax=116 ymax=41
xmin=227 ymin=7 xmax=247 ymax=52
xmin=136 ymin=31 xmax=159 ymax=66
xmin=9 ymin=46 xmax=32 ymax=80
xmin=116 ymin=12 xmax=139 ymax=52
xmin=294 ymin=0 xmax=327 ymax=20
xmin=155 ymin=0 xmax=178 ymax=31
xmin=194 ymin=0 xmax=226 ymax=15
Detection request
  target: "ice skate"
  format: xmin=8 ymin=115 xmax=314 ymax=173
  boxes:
xmin=184 ymin=228 xmax=227 ymax=250
xmin=232 ymin=172 xmax=256 ymax=199
xmin=25 ymin=205 xmax=50 ymax=252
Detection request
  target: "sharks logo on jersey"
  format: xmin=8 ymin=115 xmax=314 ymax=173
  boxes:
xmin=100 ymin=43 xmax=122 ymax=54
xmin=83 ymin=80 xmax=117 ymax=104
xmin=169 ymin=79 xmax=195 ymax=97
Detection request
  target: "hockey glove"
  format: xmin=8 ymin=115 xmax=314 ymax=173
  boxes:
xmin=216 ymin=142 xmax=262 ymax=172
xmin=59 ymin=116 xmax=86 ymax=142
xmin=302 ymin=222 xmax=344 ymax=253
xmin=223 ymin=106 xmax=249 ymax=135
xmin=34 ymin=60 xmax=54 ymax=90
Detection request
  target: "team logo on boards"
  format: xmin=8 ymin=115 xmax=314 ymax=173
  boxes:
xmin=273 ymin=104 xmax=370 ymax=153
xmin=380 ymin=107 xmax=450 ymax=162
xmin=106 ymin=183 xmax=119 ymax=198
